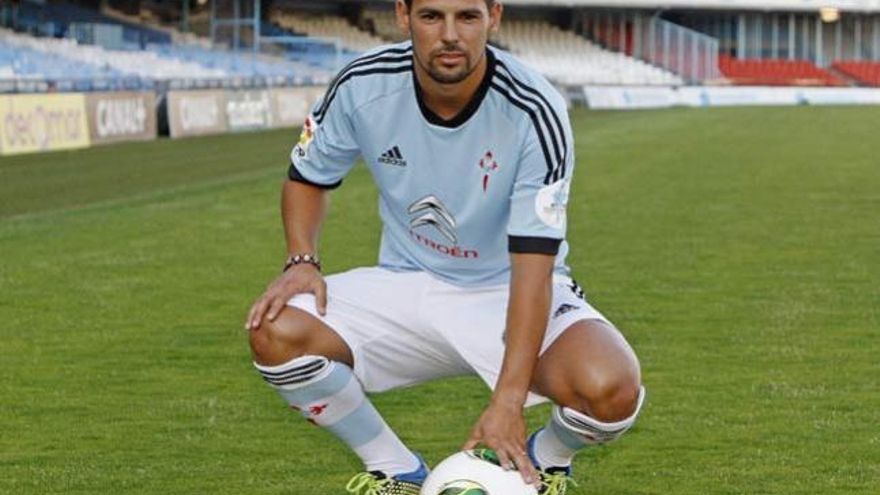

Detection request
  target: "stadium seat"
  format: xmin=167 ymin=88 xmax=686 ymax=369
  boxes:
xmin=719 ymin=55 xmax=847 ymax=87
xmin=0 ymin=27 xmax=332 ymax=87
xmin=269 ymin=10 xmax=385 ymax=54
xmin=362 ymin=9 xmax=408 ymax=43
xmin=831 ymin=61 xmax=880 ymax=87
xmin=16 ymin=0 xmax=170 ymax=46
xmin=491 ymin=20 xmax=684 ymax=86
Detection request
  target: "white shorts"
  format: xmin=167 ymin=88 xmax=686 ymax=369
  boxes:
xmin=288 ymin=267 xmax=611 ymax=407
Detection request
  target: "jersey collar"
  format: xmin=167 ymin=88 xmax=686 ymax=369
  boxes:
xmin=412 ymin=48 xmax=496 ymax=129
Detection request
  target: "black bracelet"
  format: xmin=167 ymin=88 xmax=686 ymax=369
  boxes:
xmin=283 ymin=253 xmax=321 ymax=272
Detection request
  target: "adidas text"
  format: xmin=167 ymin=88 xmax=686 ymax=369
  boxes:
xmin=379 ymin=146 xmax=407 ymax=167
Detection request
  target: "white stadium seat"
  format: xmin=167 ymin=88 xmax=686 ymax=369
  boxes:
xmin=492 ymin=20 xmax=683 ymax=86
xmin=0 ymin=27 xmax=332 ymax=83
xmin=269 ymin=10 xmax=386 ymax=53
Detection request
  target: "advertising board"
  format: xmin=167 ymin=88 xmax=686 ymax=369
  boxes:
xmin=85 ymin=91 xmax=157 ymax=144
xmin=583 ymin=85 xmax=880 ymax=110
xmin=167 ymin=90 xmax=228 ymax=138
xmin=583 ymin=86 xmax=678 ymax=110
xmin=226 ymin=90 xmax=272 ymax=132
xmin=167 ymin=87 xmax=329 ymax=137
xmin=799 ymin=88 xmax=880 ymax=105
xmin=269 ymin=86 xmax=327 ymax=129
xmin=0 ymin=94 xmax=90 ymax=155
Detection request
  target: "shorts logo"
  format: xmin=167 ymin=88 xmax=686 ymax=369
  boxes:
xmin=553 ymin=303 xmax=580 ymax=319
xmin=408 ymin=195 xmax=479 ymax=259
xmin=293 ymin=115 xmax=316 ymax=159
xmin=478 ymin=151 xmax=499 ymax=192
xmin=568 ymin=279 xmax=585 ymax=300
xmin=535 ymin=179 xmax=570 ymax=229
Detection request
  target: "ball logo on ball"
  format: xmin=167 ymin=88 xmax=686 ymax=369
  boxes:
xmin=437 ymin=479 xmax=489 ymax=495
xmin=421 ymin=449 xmax=538 ymax=495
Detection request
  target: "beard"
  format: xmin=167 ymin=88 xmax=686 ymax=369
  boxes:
xmin=417 ymin=43 xmax=481 ymax=84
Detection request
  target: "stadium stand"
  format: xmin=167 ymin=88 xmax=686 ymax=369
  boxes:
xmin=147 ymin=43 xmax=330 ymax=83
xmin=590 ymin=21 xmax=633 ymax=57
xmin=719 ymin=55 xmax=846 ymax=86
xmin=492 ymin=20 xmax=684 ymax=85
xmin=0 ymin=26 xmax=330 ymax=89
xmin=0 ymin=28 xmax=125 ymax=90
xmin=832 ymin=61 xmax=880 ymax=87
xmin=102 ymin=5 xmax=208 ymax=46
xmin=269 ymin=9 xmax=385 ymax=53
xmin=3 ymin=0 xmax=877 ymax=94
xmin=1 ymin=27 xmax=220 ymax=79
xmin=362 ymin=9 xmax=407 ymax=43
xmin=17 ymin=0 xmax=169 ymax=46
xmin=256 ymin=20 xmax=353 ymax=72
xmin=357 ymin=10 xmax=684 ymax=85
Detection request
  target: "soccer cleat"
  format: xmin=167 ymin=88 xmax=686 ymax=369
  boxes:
xmin=537 ymin=467 xmax=576 ymax=495
xmin=345 ymin=456 xmax=428 ymax=495
xmin=527 ymin=429 xmax=577 ymax=495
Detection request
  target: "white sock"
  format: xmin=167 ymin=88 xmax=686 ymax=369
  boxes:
xmin=533 ymin=424 xmax=581 ymax=469
xmin=254 ymin=356 xmax=420 ymax=476
xmin=534 ymin=386 xmax=646 ymax=469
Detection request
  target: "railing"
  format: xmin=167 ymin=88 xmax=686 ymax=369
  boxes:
xmin=0 ymin=75 xmax=329 ymax=95
xmin=579 ymin=11 xmax=722 ymax=84
xmin=637 ymin=16 xmax=721 ymax=83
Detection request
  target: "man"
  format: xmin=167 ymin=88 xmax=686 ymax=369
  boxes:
xmin=245 ymin=1 xmax=644 ymax=493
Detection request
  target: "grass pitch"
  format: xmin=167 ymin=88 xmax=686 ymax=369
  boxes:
xmin=1 ymin=106 xmax=878 ymax=494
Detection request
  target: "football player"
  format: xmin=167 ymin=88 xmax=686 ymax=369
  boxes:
xmin=246 ymin=1 xmax=645 ymax=493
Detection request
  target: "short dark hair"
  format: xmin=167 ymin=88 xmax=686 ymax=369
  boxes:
xmin=404 ymin=0 xmax=494 ymax=7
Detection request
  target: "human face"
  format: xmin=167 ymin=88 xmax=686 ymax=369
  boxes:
xmin=398 ymin=0 xmax=501 ymax=85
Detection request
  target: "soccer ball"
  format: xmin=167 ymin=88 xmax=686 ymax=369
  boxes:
xmin=420 ymin=449 xmax=539 ymax=495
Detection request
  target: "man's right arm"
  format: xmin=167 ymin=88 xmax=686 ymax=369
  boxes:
xmin=245 ymin=179 xmax=330 ymax=330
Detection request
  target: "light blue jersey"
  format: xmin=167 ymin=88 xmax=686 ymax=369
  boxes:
xmin=289 ymin=42 xmax=575 ymax=287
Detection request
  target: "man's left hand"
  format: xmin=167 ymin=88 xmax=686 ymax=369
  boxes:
xmin=463 ymin=399 xmax=538 ymax=486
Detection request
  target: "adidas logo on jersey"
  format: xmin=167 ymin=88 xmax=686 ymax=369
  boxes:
xmin=379 ymin=146 xmax=407 ymax=167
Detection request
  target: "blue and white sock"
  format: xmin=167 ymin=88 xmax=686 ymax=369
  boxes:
xmin=533 ymin=386 xmax=646 ymax=469
xmin=254 ymin=355 xmax=420 ymax=476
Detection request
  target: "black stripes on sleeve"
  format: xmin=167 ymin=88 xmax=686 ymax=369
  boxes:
xmin=288 ymin=162 xmax=343 ymax=190
xmin=509 ymin=236 xmax=562 ymax=255
xmin=313 ymin=45 xmax=413 ymax=125
xmin=491 ymin=59 xmax=569 ymax=185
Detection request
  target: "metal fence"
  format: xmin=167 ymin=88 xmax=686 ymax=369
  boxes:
xmin=636 ymin=16 xmax=721 ymax=83
xmin=577 ymin=10 xmax=722 ymax=84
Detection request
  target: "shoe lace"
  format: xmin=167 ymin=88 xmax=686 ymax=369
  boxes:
xmin=540 ymin=470 xmax=577 ymax=495
xmin=345 ymin=472 xmax=390 ymax=495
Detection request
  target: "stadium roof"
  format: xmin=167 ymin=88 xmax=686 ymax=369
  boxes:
xmin=379 ymin=0 xmax=880 ymax=13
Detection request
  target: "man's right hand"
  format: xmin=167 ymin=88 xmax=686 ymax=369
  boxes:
xmin=245 ymin=263 xmax=327 ymax=330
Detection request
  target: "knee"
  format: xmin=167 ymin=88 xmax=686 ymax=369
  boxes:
xmin=574 ymin=368 xmax=642 ymax=422
xmin=248 ymin=311 xmax=315 ymax=366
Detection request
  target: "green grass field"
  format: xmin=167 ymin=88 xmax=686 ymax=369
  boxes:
xmin=1 ymin=106 xmax=878 ymax=494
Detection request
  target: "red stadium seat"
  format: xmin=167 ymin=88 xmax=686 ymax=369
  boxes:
xmin=832 ymin=61 xmax=880 ymax=87
xmin=719 ymin=56 xmax=847 ymax=86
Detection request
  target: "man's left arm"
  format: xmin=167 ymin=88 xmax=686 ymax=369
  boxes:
xmin=463 ymin=252 xmax=555 ymax=485
xmin=463 ymin=88 xmax=574 ymax=484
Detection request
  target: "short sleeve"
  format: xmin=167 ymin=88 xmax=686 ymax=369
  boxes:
xmin=288 ymin=88 xmax=361 ymax=188
xmin=507 ymin=117 xmax=574 ymax=255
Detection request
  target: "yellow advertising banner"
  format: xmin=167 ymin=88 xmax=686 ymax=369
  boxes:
xmin=0 ymin=94 xmax=90 ymax=155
